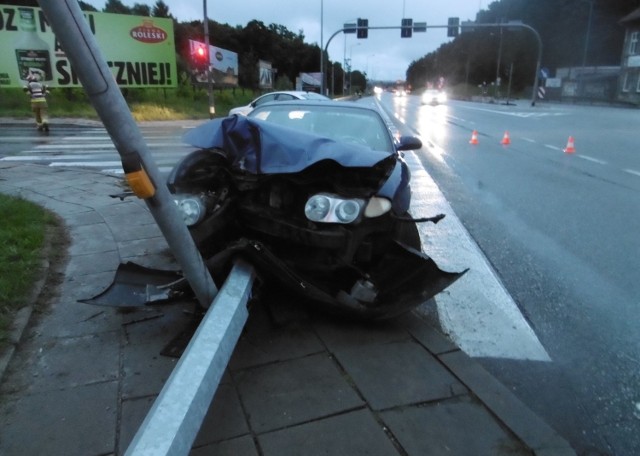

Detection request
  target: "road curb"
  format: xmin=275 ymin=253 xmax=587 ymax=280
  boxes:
xmin=0 ymin=210 xmax=66 ymax=384
xmin=438 ymin=350 xmax=576 ymax=456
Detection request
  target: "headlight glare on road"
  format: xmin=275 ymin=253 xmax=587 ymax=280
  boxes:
xmin=305 ymin=193 xmax=364 ymax=224
xmin=174 ymin=195 xmax=205 ymax=226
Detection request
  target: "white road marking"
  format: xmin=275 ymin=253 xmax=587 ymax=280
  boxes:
xmin=33 ymin=141 xmax=184 ymax=150
xmin=576 ymin=155 xmax=607 ymax=165
xmin=102 ymin=167 xmax=173 ymax=175
xmin=623 ymin=168 xmax=640 ymax=178
xmin=544 ymin=144 xmax=562 ymax=151
xmin=49 ymin=161 xmax=121 ymax=167
xmin=405 ymin=149 xmax=550 ymax=361
xmin=457 ymin=105 xmax=568 ymax=118
xmin=2 ymin=131 xmax=191 ymax=177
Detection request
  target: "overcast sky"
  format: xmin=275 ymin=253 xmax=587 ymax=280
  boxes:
xmin=84 ymin=0 xmax=484 ymax=81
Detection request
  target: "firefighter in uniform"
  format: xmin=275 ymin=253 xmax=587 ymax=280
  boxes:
xmin=24 ymin=71 xmax=49 ymax=132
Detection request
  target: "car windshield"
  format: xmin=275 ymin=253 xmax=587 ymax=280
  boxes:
xmin=250 ymin=104 xmax=394 ymax=152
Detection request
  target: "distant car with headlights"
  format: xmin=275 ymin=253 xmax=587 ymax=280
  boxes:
xmin=228 ymin=90 xmax=330 ymax=116
xmin=422 ymin=89 xmax=447 ymax=105
xmin=88 ymin=101 xmax=465 ymax=320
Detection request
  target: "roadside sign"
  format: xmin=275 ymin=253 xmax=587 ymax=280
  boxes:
xmin=344 ymin=22 xmax=356 ymax=34
xmin=0 ymin=6 xmax=176 ymax=88
xmin=413 ymin=22 xmax=427 ymax=33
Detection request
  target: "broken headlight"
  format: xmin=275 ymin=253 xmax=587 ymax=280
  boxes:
xmin=174 ymin=195 xmax=206 ymax=226
xmin=304 ymin=193 xmax=366 ymax=224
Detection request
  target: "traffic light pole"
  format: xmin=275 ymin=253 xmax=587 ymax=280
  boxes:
xmin=322 ymin=22 xmax=542 ymax=107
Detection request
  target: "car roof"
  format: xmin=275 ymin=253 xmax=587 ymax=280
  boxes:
xmin=248 ymin=99 xmax=380 ymax=113
xmin=260 ymin=90 xmax=329 ymax=97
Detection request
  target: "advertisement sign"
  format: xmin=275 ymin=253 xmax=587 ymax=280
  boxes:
xmin=0 ymin=6 xmax=176 ymax=88
xmin=259 ymin=60 xmax=273 ymax=89
xmin=296 ymin=72 xmax=321 ymax=92
xmin=188 ymin=39 xmax=238 ymax=86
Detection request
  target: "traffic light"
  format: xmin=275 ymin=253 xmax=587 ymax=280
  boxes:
xmin=195 ymin=44 xmax=207 ymax=61
xmin=447 ymin=17 xmax=460 ymax=37
xmin=401 ymin=18 xmax=412 ymax=38
xmin=357 ymin=18 xmax=368 ymax=39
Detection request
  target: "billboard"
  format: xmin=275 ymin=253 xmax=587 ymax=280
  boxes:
xmin=188 ymin=39 xmax=238 ymax=86
xmin=0 ymin=6 xmax=176 ymax=88
xmin=259 ymin=60 xmax=273 ymax=89
xmin=296 ymin=72 xmax=321 ymax=92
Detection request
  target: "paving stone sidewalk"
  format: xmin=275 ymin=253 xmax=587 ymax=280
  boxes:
xmin=0 ymin=163 xmax=575 ymax=455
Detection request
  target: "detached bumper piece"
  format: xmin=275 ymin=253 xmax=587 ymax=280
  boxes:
xmin=79 ymin=262 xmax=185 ymax=307
xmin=81 ymin=239 xmax=466 ymax=320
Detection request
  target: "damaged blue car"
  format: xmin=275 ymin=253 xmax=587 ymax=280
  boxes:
xmin=89 ymin=100 xmax=465 ymax=319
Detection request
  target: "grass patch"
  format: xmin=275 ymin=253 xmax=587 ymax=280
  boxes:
xmin=0 ymin=195 xmax=54 ymax=343
xmin=0 ymin=86 xmax=258 ymax=121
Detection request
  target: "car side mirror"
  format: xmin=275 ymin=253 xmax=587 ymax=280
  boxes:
xmin=396 ymin=135 xmax=422 ymax=151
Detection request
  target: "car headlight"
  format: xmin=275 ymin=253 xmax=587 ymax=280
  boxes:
xmin=335 ymin=200 xmax=361 ymax=223
xmin=364 ymin=197 xmax=392 ymax=218
xmin=305 ymin=193 xmax=364 ymax=224
xmin=174 ymin=195 xmax=205 ymax=226
xmin=305 ymin=194 xmax=331 ymax=221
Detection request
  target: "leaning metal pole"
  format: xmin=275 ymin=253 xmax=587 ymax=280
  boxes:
xmin=203 ymin=0 xmax=215 ymax=119
xmin=38 ymin=0 xmax=218 ymax=307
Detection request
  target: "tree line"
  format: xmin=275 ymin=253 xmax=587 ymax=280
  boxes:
xmin=7 ymin=0 xmax=639 ymax=95
xmin=407 ymin=0 xmax=640 ymax=94
xmin=5 ymin=0 xmax=363 ymax=94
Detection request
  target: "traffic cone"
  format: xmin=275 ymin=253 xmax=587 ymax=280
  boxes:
xmin=501 ymin=131 xmax=511 ymax=145
xmin=469 ymin=130 xmax=479 ymax=145
xmin=563 ymin=136 xmax=576 ymax=154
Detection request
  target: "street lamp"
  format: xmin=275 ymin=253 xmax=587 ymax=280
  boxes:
xmin=582 ymin=0 xmax=595 ymax=68
xmin=349 ymin=42 xmax=361 ymax=95
xmin=366 ymin=54 xmax=376 ymax=76
xmin=366 ymin=53 xmax=376 ymax=87
xmin=320 ymin=0 xmax=324 ymax=95
xmin=343 ymin=18 xmax=357 ymax=96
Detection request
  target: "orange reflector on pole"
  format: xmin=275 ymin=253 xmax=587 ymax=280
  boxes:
xmin=126 ymin=168 xmax=156 ymax=199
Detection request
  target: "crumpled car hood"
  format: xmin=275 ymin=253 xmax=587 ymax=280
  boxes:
xmin=182 ymin=115 xmax=410 ymax=211
xmin=183 ymin=115 xmax=397 ymax=174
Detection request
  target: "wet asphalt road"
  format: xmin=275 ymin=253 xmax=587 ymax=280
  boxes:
xmin=378 ymin=94 xmax=640 ymax=455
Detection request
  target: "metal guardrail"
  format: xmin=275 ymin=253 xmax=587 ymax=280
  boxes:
xmin=125 ymin=260 xmax=255 ymax=455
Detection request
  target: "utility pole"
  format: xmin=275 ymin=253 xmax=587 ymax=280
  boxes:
xmin=203 ymin=0 xmax=215 ymax=118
